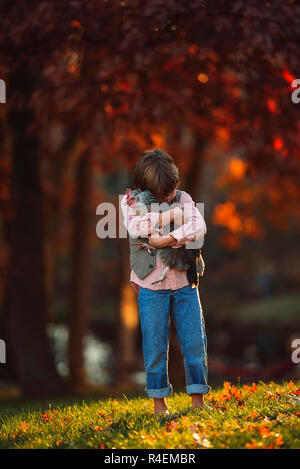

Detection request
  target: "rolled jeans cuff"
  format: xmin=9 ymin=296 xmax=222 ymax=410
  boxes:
xmin=186 ymin=384 xmax=211 ymax=395
xmin=146 ymin=384 xmax=173 ymax=398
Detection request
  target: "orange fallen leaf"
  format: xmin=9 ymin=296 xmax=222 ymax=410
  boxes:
xmin=251 ymin=409 xmax=260 ymax=419
xmin=94 ymin=426 xmax=103 ymax=431
xmin=259 ymin=424 xmax=271 ymax=438
xmin=276 ymin=435 xmax=284 ymax=447
xmin=288 ymin=380 xmax=294 ymax=392
xmin=166 ymin=420 xmax=179 ymax=431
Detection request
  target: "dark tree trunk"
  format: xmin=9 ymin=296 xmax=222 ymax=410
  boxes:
xmin=115 ymin=236 xmax=139 ymax=388
xmin=2 ymin=62 xmax=68 ymax=397
xmin=68 ymin=150 xmax=92 ymax=389
xmin=43 ymin=132 xmax=79 ymax=323
xmin=183 ymin=134 xmax=205 ymax=201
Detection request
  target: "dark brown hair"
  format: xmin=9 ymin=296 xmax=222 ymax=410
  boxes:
xmin=132 ymin=148 xmax=180 ymax=200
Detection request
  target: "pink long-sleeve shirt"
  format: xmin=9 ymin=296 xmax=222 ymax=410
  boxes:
xmin=120 ymin=190 xmax=207 ymax=294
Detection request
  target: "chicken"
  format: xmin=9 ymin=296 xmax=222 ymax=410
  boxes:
xmin=126 ymin=188 xmax=205 ymax=287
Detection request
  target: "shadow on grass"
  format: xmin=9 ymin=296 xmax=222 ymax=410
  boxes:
xmin=0 ymin=383 xmax=144 ymax=419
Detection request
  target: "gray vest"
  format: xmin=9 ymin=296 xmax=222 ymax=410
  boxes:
xmin=128 ymin=190 xmax=182 ymax=279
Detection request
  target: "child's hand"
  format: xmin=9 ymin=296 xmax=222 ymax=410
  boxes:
xmin=158 ymin=207 xmax=184 ymax=228
xmin=148 ymin=234 xmax=178 ymax=248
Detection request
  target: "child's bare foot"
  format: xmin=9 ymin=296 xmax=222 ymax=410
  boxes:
xmin=191 ymin=393 xmax=210 ymax=410
xmin=153 ymin=397 xmax=169 ymax=416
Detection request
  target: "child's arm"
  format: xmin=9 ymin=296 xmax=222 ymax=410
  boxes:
xmin=148 ymin=207 xmax=185 ymax=247
xmin=158 ymin=207 xmax=184 ymax=229
xmin=148 ymin=233 xmax=179 ymax=248
xmin=121 ymin=194 xmax=180 ymax=238
xmin=167 ymin=191 xmax=207 ymax=248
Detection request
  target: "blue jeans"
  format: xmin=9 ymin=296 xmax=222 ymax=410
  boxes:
xmin=137 ymin=284 xmax=210 ymax=398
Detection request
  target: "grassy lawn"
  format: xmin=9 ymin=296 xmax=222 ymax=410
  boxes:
xmin=0 ymin=381 xmax=299 ymax=449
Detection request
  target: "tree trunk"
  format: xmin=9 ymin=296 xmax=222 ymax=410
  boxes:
xmin=3 ymin=63 xmax=68 ymax=397
xmin=115 ymin=236 xmax=139 ymax=388
xmin=43 ymin=132 xmax=80 ymax=323
xmin=183 ymin=133 xmax=205 ymax=201
xmin=68 ymin=150 xmax=92 ymax=389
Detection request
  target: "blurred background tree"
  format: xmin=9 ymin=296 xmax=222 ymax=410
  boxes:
xmin=0 ymin=0 xmax=299 ymax=397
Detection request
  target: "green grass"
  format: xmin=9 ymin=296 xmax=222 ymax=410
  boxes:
xmin=0 ymin=381 xmax=299 ymax=449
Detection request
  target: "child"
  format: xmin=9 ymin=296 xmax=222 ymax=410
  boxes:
xmin=121 ymin=148 xmax=210 ymax=416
